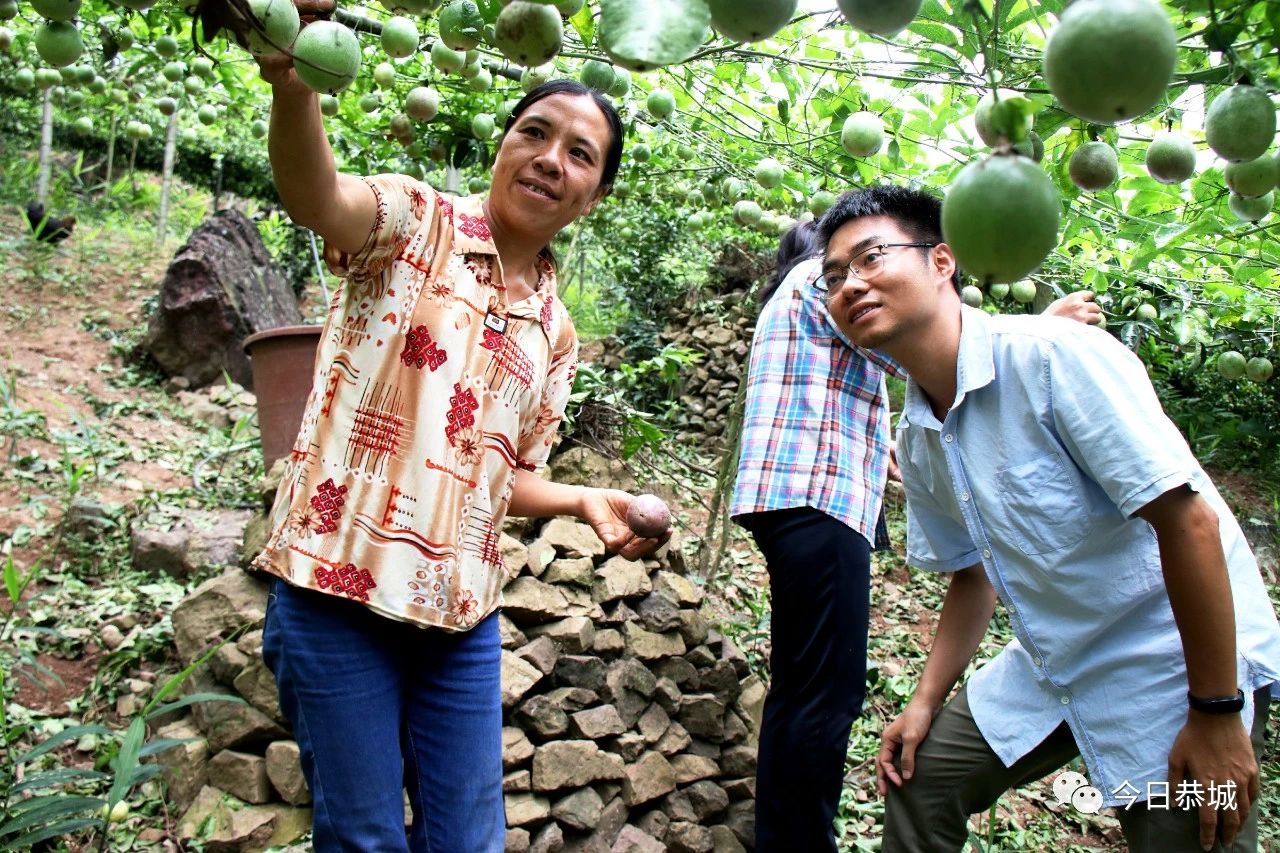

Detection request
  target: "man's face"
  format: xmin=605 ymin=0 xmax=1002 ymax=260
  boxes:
xmin=823 ymin=215 xmax=956 ymax=349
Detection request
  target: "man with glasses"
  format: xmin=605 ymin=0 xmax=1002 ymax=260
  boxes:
xmin=817 ymin=184 xmax=1279 ymax=851
xmin=731 ymin=196 xmax=1099 ymax=852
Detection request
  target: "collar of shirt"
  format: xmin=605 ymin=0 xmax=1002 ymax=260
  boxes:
xmin=901 ymin=305 xmax=995 ymax=429
xmin=447 ymin=193 xmax=559 ymax=339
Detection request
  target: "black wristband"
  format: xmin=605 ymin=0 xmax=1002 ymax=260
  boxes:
xmin=1187 ymin=689 xmax=1245 ymax=714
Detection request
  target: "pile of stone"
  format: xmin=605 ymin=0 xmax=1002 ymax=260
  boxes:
xmin=597 ymin=286 xmax=757 ymax=452
xmin=155 ymin=500 xmax=762 ymax=852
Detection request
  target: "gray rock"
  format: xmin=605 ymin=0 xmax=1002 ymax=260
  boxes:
xmin=501 ymin=614 xmax=528 ymax=649
xmin=662 ymin=789 xmax=698 ymax=823
xmin=504 ymin=577 xmax=570 ymax=626
xmin=610 ymin=825 xmax=665 ymax=853
xmin=505 ymin=769 xmax=532 ymax=792
xmin=149 ymin=719 xmax=209 ymax=811
xmin=623 ymin=622 xmax=686 ymax=661
xmin=710 ymin=825 xmax=746 ymax=853
xmin=604 ymin=658 xmax=657 ymax=728
xmin=723 ymin=801 xmax=755 ymax=848
xmin=670 ymin=754 xmax=720 ymax=786
xmin=600 ymin=601 xmax=639 ymax=626
xmin=721 ymin=637 xmax=750 ymax=677
xmin=654 ymin=677 xmax=684 ymax=716
xmin=637 ymin=703 xmax=671 ymax=745
xmin=265 ymin=740 xmax=311 ymax=806
xmin=592 ymin=629 xmax=625 ymax=657
xmin=677 ymin=694 xmax=726 ymax=741
xmin=131 ymin=525 xmax=193 ymax=577
xmin=652 ymin=572 xmax=703 ymax=607
xmin=532 ymin=740 xmax=626 ymax=791
xmin=721 ymin=777 xmax=756 ymax=801
xmin=186 ymin=670 xmax=286 ymax=752
xmin=185 ymin=509 xmax=256 ymax=570
xmin=208 ymin=749 xmax=272 ymax=805
xmin=654 ymin=722 xmax=692 ymax=756
xmin=621 ymin=751 xmax=676 ymax=807
xmin=552 ymin=787 xmax=604 ymax=831
xmin=526 ymin=538 xmax=557 ymax=577
xmin=526 ymin=616 xmax=595 ymax=654
xmin=516 ymin=695 xmax=570 ymax=740
xmin=634 ymin=809 xmax=670 ymax=845
xmin=686 ymin=780 xmax=730 ymax=820
xmin=172 ymin=569 xmax=269 ymax=664
xmin=580 ymin=796 xmax=629 ymax=851
xmin=722 ymin=709 xmax=749 ymax=745
xmin=504 ymin=726 xmax=536 ymax=768
xmin=635 ymin=592 xmax=682 ymax=633
xmin=650 ymin=655 xmax=701 ymax=691
xmin=65 ymin=497 xmax=116 ymax=537
xmin=501 ymin=533 xmax=530 ymax=578
xmin=507 ymin=827 xmax=532 ymax=853
xmin=700 ymin=660 xmax=742 ymax=706
xmin=685 ymin=739 xmax=723 ymax=761
xmin=209 ymin=643 xmax=250 ymax=685
xmin=544 ymin=687 xmax=599 ymax=712
xmin=543 ymin=556 xmax=596 ymax=587
xmin=676 ymin=609 xmax=710 ymax=647
xmin=506 ymin=792 xmax=552 ymax=827
xmin=502 ymin=650 xmax=545 ymax=708
xmin=735 ymin=675 xmax=766 ymax=737
xmin=541 ymin=518 xmax=606 ymax=559
xmin=666 ymin=821 xmax=714 ymax=853
xmin=232 ymin=657 xmax=284 ymax=724
xmin=517 ymin=636 xmax=560 ymax=676
xmin=531 ymin=821 xmax=565 ymax=853
xmin=555 ymin=655 xmax=607 ymax=692
xmin=592 ymin=556 xmax=652 ymax=604
xmin=548 ymin=446 xmax=637 ymax=493
xmin=612 ymin=732 xmax=647 ymax=763
xmin=570 ymin=704 xmax=627 ymax=740
xmin=685 ymin=646 xmax=716 ymax=668
xmin=719 ymin=746 xmax=757 ymax=778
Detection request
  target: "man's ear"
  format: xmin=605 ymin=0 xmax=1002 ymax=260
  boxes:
xmin=933 ymin=242 xmax=958 ymax=287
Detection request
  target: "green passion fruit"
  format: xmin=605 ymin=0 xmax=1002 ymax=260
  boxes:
xmin=1068 ymin=141 xmax=1119 ymax=192
xmin=292 ymin=21 xmax=361 ymax=94
xmin=708 ymin=0 xmax=797 ymax=43
xmin=1205 ymin=85 xmax=1277 ymax=163
xmin=841 ymin=111 xmax=884 ymax=157
xmin=942 ymin=153 xmax=1060 ymax=285
xmin=1042 ymin=0 xmax=1175 ymax=125
xmin=1144 ymin=131 xmax=1196 ymax=184
xmin=1224 ymin=155 xmax=1278 ymax=198
xmin=836 ymin=0 xmax=922 ymax=37
xmin=493 ymin=1 xmax=563 ymax=67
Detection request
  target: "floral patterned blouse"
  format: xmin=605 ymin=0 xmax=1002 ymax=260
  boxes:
xmin=252 ymin=175 xmax=578 ymax=632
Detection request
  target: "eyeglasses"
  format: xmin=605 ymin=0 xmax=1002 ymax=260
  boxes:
xmin=812 ymin=242 xmax=939 ymax=291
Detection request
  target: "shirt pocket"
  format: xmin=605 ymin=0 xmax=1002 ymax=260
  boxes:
xmin=994 ymin=452 xmax=1090 ymax=556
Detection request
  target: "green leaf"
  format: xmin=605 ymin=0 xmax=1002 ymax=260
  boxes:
xmin=16 ymin=725 xmax=113 ymax=764
xmin=0 ymin=796 xmax=106 ymax=838
xmin=106 ymin=717 xmax=146 ymax=807
xmin=4 ymin=818 xmax=102 ymax=849
xmin=144 ymin=691 xmax=246 ymax=722
xmin=599 ymin=0 xmax=711 ymax=72
xmin=569 ymin=2 xmax=595 ymax=47
xmin=11 ymin=767 xmax=111 ymax=794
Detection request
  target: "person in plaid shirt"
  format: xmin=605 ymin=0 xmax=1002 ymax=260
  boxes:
xmin=732 ymin=218 xmax=1101 ymax=852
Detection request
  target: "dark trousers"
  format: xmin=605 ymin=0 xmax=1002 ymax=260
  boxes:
xmin=743 ymin=507 xmax=873 ymax=853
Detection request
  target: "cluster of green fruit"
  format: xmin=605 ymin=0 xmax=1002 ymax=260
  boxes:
xmin=941 ymin=0 xmax=1276 ymax=302
xmin=1216 ymin=350 xmax=1274 ymax=383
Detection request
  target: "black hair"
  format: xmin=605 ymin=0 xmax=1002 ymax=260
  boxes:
xmin=817 ymin=184 xmax=962 ymax=292
xmin=502 ymin=79 xmax=624 ymax=193
xmin=758 ymin=219 xmax=820 ymax=305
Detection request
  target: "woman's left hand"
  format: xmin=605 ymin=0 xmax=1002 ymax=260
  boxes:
xmin=580 ymin=488 xmax=670 ymax=561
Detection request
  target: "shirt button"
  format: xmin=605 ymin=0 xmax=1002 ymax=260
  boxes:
xmin=1033 ymin=656 xmax=1043 ymax=667
xmin=961 ymin=492 xmax=971 ymax=501
xmin=1060 ymin=695 xmax=1071 ymax=705
xmin=944 ymin=434 xmax=955 ymax=443
xmin=982 ymin=549 xmax=992 ymax=559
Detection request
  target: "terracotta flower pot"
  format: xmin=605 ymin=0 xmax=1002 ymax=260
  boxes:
xmin=243 ymin=325 xmax=323 ymax=470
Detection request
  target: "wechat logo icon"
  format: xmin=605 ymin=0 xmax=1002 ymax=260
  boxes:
xmin=1052 ymin=770 xmax=1102 ymax=814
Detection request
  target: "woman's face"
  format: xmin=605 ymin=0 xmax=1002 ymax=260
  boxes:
xmin=487 ymin=93 xmax=612 ymax=240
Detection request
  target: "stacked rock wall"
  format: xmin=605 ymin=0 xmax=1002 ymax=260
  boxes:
xmin=598 ymin=287 xmax=758 ymax=451
xmin=159 ymin=507 xmax=761 ymax=852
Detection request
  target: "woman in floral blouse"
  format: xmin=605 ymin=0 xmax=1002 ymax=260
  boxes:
xmin=253 ymin=44 xmax=665 ymax=852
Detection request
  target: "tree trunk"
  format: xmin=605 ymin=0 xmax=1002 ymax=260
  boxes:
xmin=36 ymin=88 xmax=53 ymax=205
xmin=156 ymin=112 xmax=179 ymax=245
xmin=105 ymin=115 xmax=118 ymax=188
xmin=445 ymin=164 xmax=461 ymax=193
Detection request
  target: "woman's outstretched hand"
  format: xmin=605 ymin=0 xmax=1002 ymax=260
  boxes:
xmin=580 ymin=488 xmax=671 ymax=562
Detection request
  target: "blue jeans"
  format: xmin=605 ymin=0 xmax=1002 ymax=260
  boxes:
xmin=261 ymin=579 xmax=504 ymax=852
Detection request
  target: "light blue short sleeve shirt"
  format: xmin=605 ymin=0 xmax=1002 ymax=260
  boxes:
xmin=897 ymin=307 xmax=1280 ymax=806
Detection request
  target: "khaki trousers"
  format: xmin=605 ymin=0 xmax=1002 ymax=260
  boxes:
xmin=882 ymin=686 xmax=1269 ymax=852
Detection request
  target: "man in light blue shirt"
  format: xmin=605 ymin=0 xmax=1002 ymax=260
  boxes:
xmin=816 ymin=185 xmax=1280 ymax=852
